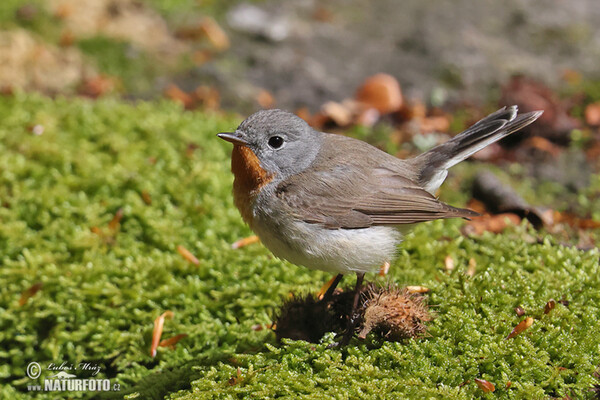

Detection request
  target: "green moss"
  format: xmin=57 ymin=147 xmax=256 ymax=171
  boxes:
xmin=0 ymin=94 xmax=598 ymax=399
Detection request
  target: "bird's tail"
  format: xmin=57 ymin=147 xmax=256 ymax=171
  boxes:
xmin=411 ymin=106 xmax=543 ymax=194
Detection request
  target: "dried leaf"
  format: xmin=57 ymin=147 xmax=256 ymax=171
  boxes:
xmin=406 ymin=286 xmax=429 ymax=294
xmin=524 ymin=136 xmax=562 ymax=157
xmin=444 ymin=255 xmax=455 ymax=271
xmin=321 ymin=101 xmax=352 ymax=127
xmin=199 ymin=17 xmax=230 ymax=51
xmin=514 ymin=306 xmax=526 ymax=316
xmin=151 ymin=311 xmax=174 ymax=357
xmin=506 ymin=317 xmax=533 ymax=339
xmin=544 ymin=299 xmax=556 ymax=314
xmin=141 ymin=191 xmax=152 ymax=205
xmin=355 ymin=73 xmax=403 ymax=114
xmin=585 ymin=102 xmax=600 ymax=126
xmin=256 ymin=89 xmax=275 ymax=109
xmin=231 ymin=235 xmax=260 ymax=249
xmin=79 ymin=75 xmax=118 ymax=98
xmin=193 ymin=85 xmax=220 ymax=110
xmin=19 ymin=282 xmax=43 ymax=306
xmin=108 ymin=208 xmax=124 ymax=231
xmin=463 ymin=213 xmax=521 ymax=235
xmin=164 ymin=84 xmax=194 ymax=109
xmin=177 ymin=245 xmax=200 ymax=265
xmin=553 ymin=211 xmax=600 ymax=230
xmin=158 ymin=333 xmax=188 ymax=349
xmin=378 ymin=261 xmax=390 ymax=277
xmin=466 ymin=258 xmax=477 ymax=277
xmin=475 ymin=378 xmax=495 ymax=393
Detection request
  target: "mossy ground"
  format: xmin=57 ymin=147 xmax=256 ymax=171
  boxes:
xmin=1 ymin=94 xmax=599 ymax=399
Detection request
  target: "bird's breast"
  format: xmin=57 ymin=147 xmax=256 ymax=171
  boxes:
xmin=231 ymin=145 xmax=273 ymax=226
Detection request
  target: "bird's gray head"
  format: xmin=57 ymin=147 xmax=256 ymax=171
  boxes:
xmin=218 ymin=109 xmax=323 ymax=179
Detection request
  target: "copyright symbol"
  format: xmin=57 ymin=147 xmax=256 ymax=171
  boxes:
xmin=26 ymin=362 xmax=41 ymax=379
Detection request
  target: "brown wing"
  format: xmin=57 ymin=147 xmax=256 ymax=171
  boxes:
xmin=276 ymin=139 xmax=478 ymax=230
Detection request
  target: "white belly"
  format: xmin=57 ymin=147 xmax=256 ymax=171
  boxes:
xmin=252 ymin=213 xmax=404 ymax=274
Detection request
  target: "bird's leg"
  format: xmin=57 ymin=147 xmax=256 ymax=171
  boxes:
xmin=318 ymin=274 xmax=343 ymax=302
xmin=338 ymin=272 xmax=365 ymax=346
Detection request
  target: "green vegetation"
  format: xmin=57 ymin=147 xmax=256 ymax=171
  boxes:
xmin=0 ymin=94 xmax=599 ymax=399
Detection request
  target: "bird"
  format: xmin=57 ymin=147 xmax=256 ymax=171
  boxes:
xmin=218 ymin=105 xmax=542 ymax=345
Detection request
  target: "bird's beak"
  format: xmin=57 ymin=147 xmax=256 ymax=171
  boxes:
xmin=217 ymin=131 xmax=249 ymax=146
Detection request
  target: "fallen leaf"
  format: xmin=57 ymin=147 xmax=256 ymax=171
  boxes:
xmin=524 ymin=136 xmax=562 ymax=157
xmin=141 ymin=191 xmax=152 ymax=205
xmin=79 ymin=75 xmax=118 ymax=98
xmin=228 ymin=367 xmax=242 ymax=385
xmin=378 ymin=261 xmax=390 ymax=277
xmin=108 ymin=208 xmax=124 ymax=231
xmin=164 ymin=84 xmax=194 ymax=109
xmin=514 ymin=306 xmax=526 ymax=316
xmin=177 ymin=245 xmax=200 ymax=265
xmin=199 ymin=17 xmax=230 ymax=51
xmin=256 ymin=89 xmax=275 ymax=109
xmin=355 ymin=73 xmax=403 ymax=114
xmin=475 ymin=378 xmax=495 ymax=393
xmin=321 ymin=101 xmax=352 ymax=127
xmin=193 ymin=85 xmax=220 ymax=110
xmin=585 ymin=102 xmax=600 ymax=126
xmin=444 ymin=255 xmax=455 ymax=272
xmin=544 ymin=299 xmax=556 ymax=314
xmin=19 ymin=282 xmax=43 ymax=306
xmin=406 ymin=285 xmax=429 ymax=294
xmin=506 ymin=317 xmax=533 ymax=339
xmin=553 ymin=211 xmax=600 ymax=230
xmin=467 ymin=258 xmax=477 ymax=277
xmin=419 ymin=115 xmax=450 ymax=133
xmin=151 ymin=310 xmax=174 ymax=357
xmin=463 ymin=213 xmax=521 ymax=235
xmin=159 ymin=333 xmax=188 ymax=349
xmin=192 ymin=49 xmax=213 ymax=66
xmin=231 ymin=235 xmax=260 ymax=249
xmin=500 ymin=76 xmax=579 ymax=144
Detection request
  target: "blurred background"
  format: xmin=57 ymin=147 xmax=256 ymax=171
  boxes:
xmin=1 ymin=0 xmax=600 ymax=239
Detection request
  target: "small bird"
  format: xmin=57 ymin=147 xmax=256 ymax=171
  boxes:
xmin=218 ymin=106 xmax=542 ymax=344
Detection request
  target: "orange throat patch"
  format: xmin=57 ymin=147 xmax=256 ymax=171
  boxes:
xmin=231 ymin=145 xmax=273 ymax=226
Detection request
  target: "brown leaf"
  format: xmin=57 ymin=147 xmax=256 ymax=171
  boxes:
xmin=444 ymin=255 xmax=455 ymax=271
xmin=585 ymin=102 xmax=600 ymax=126
xmin=506 ymin=317 xmax=533 ymax=339
xmin=514 ymin=306 xmax=526 ymax=316
xmin=19 ymin=282 xmax=43 ymax=306
xmin=151 ymin=311 xmax=174 ymax=357
xmin=419 ymin=115 xmax=450 ymax=133
xmin=164 ymin=84 xmax=194 ymax=109
xmin=141 ymin=191 xmax=152 ymax=205
xmin=553 ymin=211 xmax=600 ymax=230
xmin=79 ymin=75 xmax=118 ymax=98
xmin=256 ymin=89 xmax=275 ymax=109
xmin=158 ymin=333 xmax=188 ymax=349
xmin=108 ymin=208 xmax=124 ymax=231
xmin=499 ymin=76 xmax=579 ymax=144
xmin=466 ymin=258 xmax=477 ymax=277
xmin=321 ymin=101 xmax=352 ymax=127
xmin=406 ymin=285 xmax=429 ymax=294
xmin=193 ymin=85 xmax=220 ymax=110
xmin=355 ymin=73 xmax=403 ymax=114
xmin=177 ymin=245 xmax=200 ymax=265
xmin=199 ymin=17 xmax=230 ymax=51
xmin=378 ymin=261 xmax=390 ymax=277
xmin=192 ymin=50 xmax=213 ymax=66
xmin=231 ymin=235 xmax=260 ymax=250
xmin=463 ymin=213 xmax=521 ymax=235
xmin=524 ymin=136 xmax=562 ymax=157
xmin=544 ymin=299 xmax=556 ymax=314
xmin=475 ymin=378 xmax=495 ymax=393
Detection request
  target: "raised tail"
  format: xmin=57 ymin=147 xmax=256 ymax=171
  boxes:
xmin=411 ymin=106 xmax=543 ymax=194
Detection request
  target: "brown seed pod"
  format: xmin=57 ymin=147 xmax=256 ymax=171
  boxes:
xmin=358 ymin=285 xmax=432 ymax=341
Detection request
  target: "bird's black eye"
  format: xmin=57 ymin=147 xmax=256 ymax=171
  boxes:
xmin=268 ymin=135 xmax=284 ymax=149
